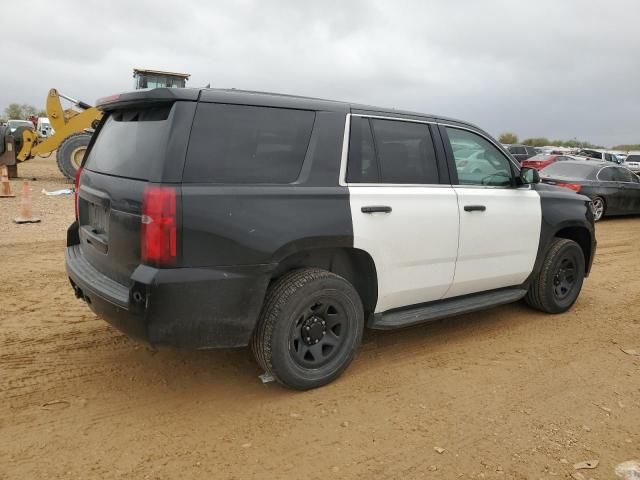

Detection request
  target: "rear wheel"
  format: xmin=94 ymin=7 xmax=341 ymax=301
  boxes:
xmin=591 ymin=196 xmax=605 ymax=222
xmin=252 ymin=268 xmax=364 ymax=390
xmin=56 ymin=133 xmax=92 ymax=180
xmin=525 ymin=238 xmax=585 ymax=314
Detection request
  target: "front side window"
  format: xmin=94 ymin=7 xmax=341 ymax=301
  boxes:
xmin=346 ymin=117 xmax=439 ymax=184
xmin=446 ymin=128 xmax=513 ymax=187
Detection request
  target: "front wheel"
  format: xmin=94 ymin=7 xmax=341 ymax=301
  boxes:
xmin=525 ymin=238 xmax=585 ymax=314
xmin=251 ymin=268 xmax=364 ymax=390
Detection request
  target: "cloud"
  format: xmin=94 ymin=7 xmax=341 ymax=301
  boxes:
xmin=1 ymin=0 xmax=639 ymax=146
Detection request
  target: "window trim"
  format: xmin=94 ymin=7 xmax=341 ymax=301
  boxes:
xmin=596 ymin=165 xmax=637 ymax=183
xmin=341 ymin=113 xmax=444 ymax=187
xmin=339 ymin=113 xmax=520 ymax=187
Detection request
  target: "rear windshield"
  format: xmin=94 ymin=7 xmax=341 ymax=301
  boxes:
xmin=85 ymin=104 xmax=174 ymax=180
xmin=527 ymin=154 xmax=553 ymax=161
xmin=508 ymin=146 xmax=526 ymax=154
xmin=541 ymin=162 xmax=597 ymax=179
xmin=183 ymin=103 xmax=315 ymax=184
xmin=626 ymin=155 xmax=640 ymax=162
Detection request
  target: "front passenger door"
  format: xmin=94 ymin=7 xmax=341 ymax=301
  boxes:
xmin=442 ymin=127 xmax=542 ymax=298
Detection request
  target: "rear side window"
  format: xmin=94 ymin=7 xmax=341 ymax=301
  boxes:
xmin=346 ymin=117 xmax=378 ymax=182
xmin=184 ymin=103 xmax=315 ymax=184
xmin=347 ymin=117 xmax=439 ymax=184
xmin=542 ymin=162 xmax=597 ymax=179
xmin=85 ymin=104 xmax=174 ymax=181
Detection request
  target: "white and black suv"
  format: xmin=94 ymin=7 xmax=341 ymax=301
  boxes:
xmin=66 ymin=88 xmax=596 ymax=390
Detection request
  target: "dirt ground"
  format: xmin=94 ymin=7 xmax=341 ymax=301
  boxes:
xmin=1 ymin=157 xmax=639 ymax=479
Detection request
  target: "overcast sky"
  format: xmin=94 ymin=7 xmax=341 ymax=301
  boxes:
xmin=1 ymin=0 xmax=639 ymax=146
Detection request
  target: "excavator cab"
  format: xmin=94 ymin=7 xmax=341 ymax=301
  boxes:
xmin=133 ymin=69 xmax=190 ymax=89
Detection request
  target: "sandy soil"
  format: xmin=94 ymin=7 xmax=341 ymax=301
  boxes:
xmin=1 ymin=157 xmax=639 ymax=479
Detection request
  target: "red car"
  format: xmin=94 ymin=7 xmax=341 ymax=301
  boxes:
xmin=521 ymin=154 xmax=574 ymax=170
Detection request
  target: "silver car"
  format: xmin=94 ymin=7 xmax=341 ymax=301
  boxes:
xmin=624 ymin=153 xmax=640 ymax=175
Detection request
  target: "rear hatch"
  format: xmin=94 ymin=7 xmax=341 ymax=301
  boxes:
xmin=77 ymin=92 xmax=197 ymax=286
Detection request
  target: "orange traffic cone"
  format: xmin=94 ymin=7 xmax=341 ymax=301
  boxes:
xmin=13 ymin=180 xmax=41 ymax=224
xmin=0 ymin=166 xmax=14 ymax=198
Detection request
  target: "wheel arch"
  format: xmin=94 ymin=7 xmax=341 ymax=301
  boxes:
xmin=271 ymin=247 xmax=378 ymax=318
xmin=554 ymin=225 xmax=594 ymax=275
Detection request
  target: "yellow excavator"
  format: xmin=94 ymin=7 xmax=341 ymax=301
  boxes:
xmin=11 ymin=69 xmax=191 ymax=179
xmin=13 ymin=88 xmax=102 ymax=179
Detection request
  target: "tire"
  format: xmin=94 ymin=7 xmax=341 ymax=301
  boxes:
xmin=591 ymin=196 xmax=605 ymax=222
xmin=525 ymin=238 xmax=585 ymax=314
xmin=12 ymin=126 xmax=33 ymax=155
xmin=251 ymin=268 xmax=364 ymax=390
xmin=56 ymin=133 xmax=92 ymax=180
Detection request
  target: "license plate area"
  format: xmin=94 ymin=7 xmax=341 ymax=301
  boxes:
xmin=87 ymin=202 xmax=110 ymax=237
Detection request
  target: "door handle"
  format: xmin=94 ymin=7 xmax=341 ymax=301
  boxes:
xmin=464 ymin=205 xmax=486 ymax=212
xmin=361 ymin=206 xmax=392 ymax=214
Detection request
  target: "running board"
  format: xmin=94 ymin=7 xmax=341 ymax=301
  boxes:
xmin=369 ymin=288 xmax=528 ymax=330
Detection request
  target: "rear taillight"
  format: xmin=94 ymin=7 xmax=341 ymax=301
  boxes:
xmin=141 ymin=186 xmax=177 ymax=266
xmin=74 ymin=167 xmax=83 ymax=220
xmin=557 ymin=183 xmax=582 ymax=193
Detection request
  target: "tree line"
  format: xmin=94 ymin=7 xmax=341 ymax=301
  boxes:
xmin=497 ymin=132 xmax=604 ymax=149
xmin=1 ymin=104 xmax=47 ymax=123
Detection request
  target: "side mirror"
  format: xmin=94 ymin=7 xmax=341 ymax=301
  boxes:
xmin=520 ymin=167 xmax=540 ymax=185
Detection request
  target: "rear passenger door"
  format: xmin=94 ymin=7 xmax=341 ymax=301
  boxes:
xmin=441 ymin=126 xmax=541 ymax=298
xmin=597 ymin=166 xmax=627 ymax=214
xmin=345 ymin=114 xmax=459 ymax=313
xmin=612 ymin=167 xmax=640 ymax=213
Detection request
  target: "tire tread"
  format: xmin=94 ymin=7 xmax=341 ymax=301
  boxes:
xmin=525 ymin=238 xmax=583 ymax=313
xmin=251 ymin=268 xmax=359 ymax=389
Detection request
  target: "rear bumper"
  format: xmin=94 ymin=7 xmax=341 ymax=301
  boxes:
xmin=65 ymin=244 xmax=272 ymax=348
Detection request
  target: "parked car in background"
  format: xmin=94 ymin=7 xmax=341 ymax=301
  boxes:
xmin=7 ymin=119 xmax=34 ymax=134
xmin=540 ymin=159 xmax=640 ymax=221
xmin=521 ymin=153 xmax=574 ymax=170
xmin=623 ymin=152 xmax=640 ymax=175
xmin=505 ymin=144 xmax=537 ymax=163
xmin=574 ymin=149 xmax=622 ymax=164
xmin=36 ymin=117 xmax=54 ymax=138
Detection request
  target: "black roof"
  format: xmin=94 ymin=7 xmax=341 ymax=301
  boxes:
xmin=97 ymin=87 xmax=479 ymax=130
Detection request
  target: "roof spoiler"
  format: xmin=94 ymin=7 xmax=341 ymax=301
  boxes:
xmin=96 ymin=88 xmax=200 ymax=111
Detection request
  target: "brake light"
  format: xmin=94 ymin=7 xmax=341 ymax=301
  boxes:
xmin=74 ymin=167 xmax=83 ymax=220
xmin=141 ymin=187 xmax=177 ymax=266
xmin=557 ymin=183 xmax=581 ymax=193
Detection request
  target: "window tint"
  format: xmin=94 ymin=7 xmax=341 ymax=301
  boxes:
xmin=370 ymin=119 xmax=439 ymax=184
xmin=347 ymin=117 xmax=439 ymax=184
xmin=447 ymin=128 xmax=513 ymax=187
xmin=85 ymin=104 xmax=174 ymax=181
xmin=508 ymin=146 xmax=526 ymax=155
xmin=598 ymin=167 xmax=615 ymax=181
xmin=612 ymin=167 xmax=634 ymax=182
xmin=184 ymin=103 xmax=315 ymax=184
xmin=346 ymin=117 xmax=378 ymax=183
